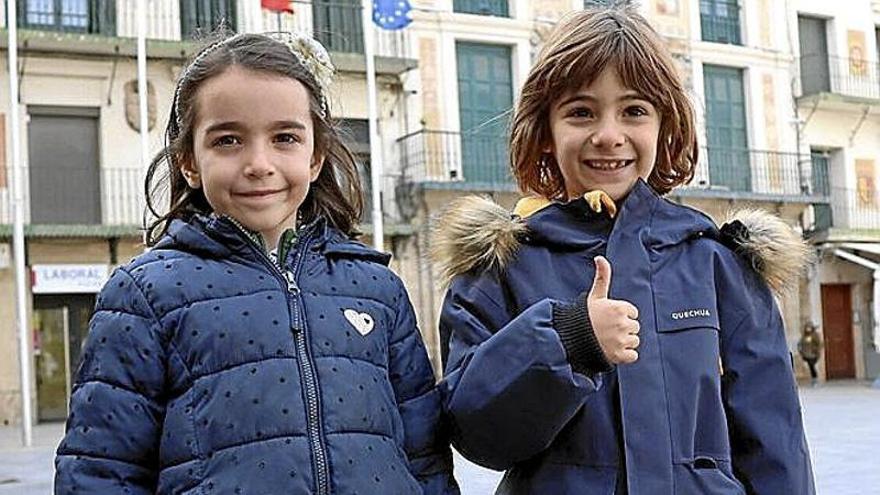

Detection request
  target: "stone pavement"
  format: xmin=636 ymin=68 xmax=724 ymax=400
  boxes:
xmin=2 ymin=381 xmax=877 ymax=494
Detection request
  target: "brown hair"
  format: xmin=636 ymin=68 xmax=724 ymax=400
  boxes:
xmin=144 ymin=33 xmax=363 ymax=245
xmin=510 ymin=5 xmax=698 ymax=199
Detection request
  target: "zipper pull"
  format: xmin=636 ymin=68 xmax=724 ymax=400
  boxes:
xmin=285 ymin=271 xmax=300 ymax=295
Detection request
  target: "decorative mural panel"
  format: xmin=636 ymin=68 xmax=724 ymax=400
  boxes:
xmin=856 ymin=159 xmax=876 ymax=208
xmin=847 ymin=30 xmax=867 ymax=76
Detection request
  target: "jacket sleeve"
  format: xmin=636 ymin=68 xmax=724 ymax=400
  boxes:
xmin=716 ymin=253 xmax=815 ymax=494
xmin=387 ymin=278 xmax=460 ymax=495
xmin=55 ymin=268 xmax=166 ymax=494
xmin=439 ymin=272 xmax=605 ymax=471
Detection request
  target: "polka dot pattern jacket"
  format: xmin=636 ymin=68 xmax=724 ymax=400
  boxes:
xmin=55 ymin=215 xmax=459 ymax=495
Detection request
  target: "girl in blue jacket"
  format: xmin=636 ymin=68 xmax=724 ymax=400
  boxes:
xmin=435 ymin=6 xmax=815 ymax=495
xmin=55 ymin=32 xmax=458 ymax=495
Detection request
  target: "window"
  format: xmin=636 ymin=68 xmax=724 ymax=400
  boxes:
xmin=703 ymin=65 xmax=750 ymax=191
xmin=456 ymin=42 xmax=513 ymax=185
xmin=453 ymin=0 xmax=509 ymax=18
xmin=798 ymin=16 xmax=830 ymax=96
xmin=337 ymin=119 xmax=371 ymax=221
xmin=700 ymin=0 xmax=741 ymax=45
xmin=312 ymin=0 xmax=364 ymax=54
xmin=810 ymin=149 xmax=830 ymax=196
xmin=27 ymin=106 xmax=102 ymax=224
xmin=18 ymin=0 xmax=115 ymax=35
xmin=180 ymin=0 xmax=237 ymax=40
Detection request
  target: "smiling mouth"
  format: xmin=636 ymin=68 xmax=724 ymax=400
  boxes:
xmin=235 ymin=189 xmax=286 ymax=198
xmin=584 ymin=159 xmax=635 ymax=171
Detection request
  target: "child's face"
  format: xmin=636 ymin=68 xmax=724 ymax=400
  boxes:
xmin=546 ymin=68 xmax=660 ymax=202
xmin=182 ymin=66 xmax=322 ymax=247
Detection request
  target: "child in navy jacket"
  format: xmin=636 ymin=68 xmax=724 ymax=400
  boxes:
xmin=435 ymin=6 xmax=815 ymax=494
xmin=55 ymin=32 xmax=458 ymax=495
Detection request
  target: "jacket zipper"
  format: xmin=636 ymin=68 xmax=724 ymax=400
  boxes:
xmin=223 ymin=217 xmax=331 ymax=494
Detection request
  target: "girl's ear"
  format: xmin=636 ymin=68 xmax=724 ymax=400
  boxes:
xmin=180 ymin=156 xmax=202 ymax=189
xmin=310 ymin=154 xmax=324 ymax=182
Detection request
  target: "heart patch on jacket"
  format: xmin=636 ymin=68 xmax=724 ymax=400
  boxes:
xmin=344 ymin=309 xmax=374 ymax=336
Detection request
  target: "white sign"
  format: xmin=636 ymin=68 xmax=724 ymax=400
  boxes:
xmin=31 ymin=264 xmax=110 ymax=294
xmin=0 ymin=243 xmax=9 ymax=269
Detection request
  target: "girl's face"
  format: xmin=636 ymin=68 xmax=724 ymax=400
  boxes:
xmin=546 ymin=67 xmax=661 ymax=201
xmin=182 ymin=66 xmax=323 ymax=248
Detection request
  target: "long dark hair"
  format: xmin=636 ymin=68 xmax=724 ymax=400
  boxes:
xmin=144 ymin=33 xmax=363 ymax=246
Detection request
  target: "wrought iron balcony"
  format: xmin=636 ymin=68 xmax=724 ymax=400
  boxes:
xmin=810 ymin=187 xmax=880 ymax=232
xmin=679 ymin=147 xmax=829 ymax=201
xmin=396 ymin=129 xmax=515 ymax=191
xmin=396 ymin=134 xmax=830 ymax=203
xmin=0 ymin=165 xmax=143 ymax=228
xmin=3 ymin=0 xmax=410 ymax=59
xmin=799 ymin=54 xmax=880 ymax=101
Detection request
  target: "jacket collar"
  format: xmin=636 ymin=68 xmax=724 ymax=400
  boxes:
xmin=524 ymin=179 xmax=662 ymax=250
xmin=155 ymin=214 xmax=391 ymax=266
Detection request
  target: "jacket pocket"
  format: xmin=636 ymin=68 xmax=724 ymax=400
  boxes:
xmin=673 ymin=457 xmax=746 ymax=495
xmin=653 ymin=288 xmax=731 ymax=464
xmin=654 ymin=288 xmax=720 ymax=333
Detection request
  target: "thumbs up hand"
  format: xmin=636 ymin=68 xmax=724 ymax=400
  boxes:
xmin=587 ymin=256 xmax=641 ymax=365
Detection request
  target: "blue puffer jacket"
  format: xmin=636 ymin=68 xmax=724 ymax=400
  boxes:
xmin=55 ymin=214 xmax=458 ymax=495
xmin=437 ymin=180 xmax=814 ymax=494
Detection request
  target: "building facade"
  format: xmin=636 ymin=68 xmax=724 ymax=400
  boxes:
xmin=1 ymin=0 xmax=878 ymax=425
xmin=0 ymin=0 xmax=414 ymax=425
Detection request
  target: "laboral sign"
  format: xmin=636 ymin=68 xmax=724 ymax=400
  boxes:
xmin=31 ymin=264 xmax=110 ymax=294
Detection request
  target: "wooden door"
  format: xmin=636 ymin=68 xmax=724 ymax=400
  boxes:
xmin=821 ymin=284 xmax=855 ymax=379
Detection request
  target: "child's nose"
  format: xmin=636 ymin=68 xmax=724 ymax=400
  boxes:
xmin=589 ymin=121 xmax=626 ymax=148
xmin=244 ymin=146 xmax=275 ymax=177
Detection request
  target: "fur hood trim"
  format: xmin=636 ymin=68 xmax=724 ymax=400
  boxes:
xmin=718 ymin=209 xmax=813 ymax=295
xmin=431 ymin=197 xmax=812 ymax=295
xmin=431 ymin=195 xmax=526 ymax=288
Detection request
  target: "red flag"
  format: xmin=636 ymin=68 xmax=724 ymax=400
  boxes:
xmin=261 ymin=0 xmax=293 ymax=13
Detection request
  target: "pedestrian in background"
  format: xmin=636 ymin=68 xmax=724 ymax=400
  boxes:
xmin=54 ymin=32 xmax=457 ymax=494
xmin=433 ymin=5 xmax=815 ymax=494
xmin=799 ymin=323 xmax=824 ymax=386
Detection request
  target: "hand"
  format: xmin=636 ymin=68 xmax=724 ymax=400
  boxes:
xmin=587 ymin=256 xmax=640 ymax=365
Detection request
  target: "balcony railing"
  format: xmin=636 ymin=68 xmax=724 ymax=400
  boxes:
xmin=0 ymin=166 xmax=143 ymax=226
xmin=683 ymin=147 xmax=828 ymax=200
xmin=396 ymin=136 xmax=830 ymax=201
xmin=397 ymin=129 xmax=515 ymax=190
xmin=812 ymin=187 xmax=880 ymax=231
xmin=799 ymin=54 xmax=880 ymax=100
xmin=4 ymin=0 xmax=410 ymax=58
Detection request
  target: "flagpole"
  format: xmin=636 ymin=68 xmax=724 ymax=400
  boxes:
xmin=137 ymin=0 xmax=149 ymax=172
xmin=360 ymin=0 xmax=384 ymax=251
xmin=6 ymin=0 xmax=33 ymax=447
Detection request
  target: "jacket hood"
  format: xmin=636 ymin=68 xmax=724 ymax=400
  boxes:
xmin=431 ymin=180 xmax=811 ymax=294
xmin=153 ymin=214 xmax=391 ymax=265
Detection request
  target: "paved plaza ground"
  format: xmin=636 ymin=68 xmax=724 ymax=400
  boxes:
xmin=2 ymin=381 xmax=877 ymax=494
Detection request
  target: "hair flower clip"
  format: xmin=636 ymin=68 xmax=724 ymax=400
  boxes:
xmin=266 ymin=32 xmax=335 ymax=116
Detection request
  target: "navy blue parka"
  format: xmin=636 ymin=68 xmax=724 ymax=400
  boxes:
xmin=55 ymin=214 xmax=458 ymax=494
xmin=439 ymin=180 xmax=814 ymax=494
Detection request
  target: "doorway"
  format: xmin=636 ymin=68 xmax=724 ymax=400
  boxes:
xmin=34 ymin=294 xmax=94 ymax=421
xmin=820 ymin=284 xmax=856 ymax=379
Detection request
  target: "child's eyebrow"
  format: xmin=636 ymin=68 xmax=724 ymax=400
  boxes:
xmin=203 ymin=120 xmax=308 ymax=134
xmin=556 ymin=91 xmax=650 ymax=108
xmin=269 ymin=120 xmax=308 ymax=130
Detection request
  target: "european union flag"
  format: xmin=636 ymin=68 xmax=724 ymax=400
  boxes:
xmin=373 ymin=0 xmax=412 ymax=30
